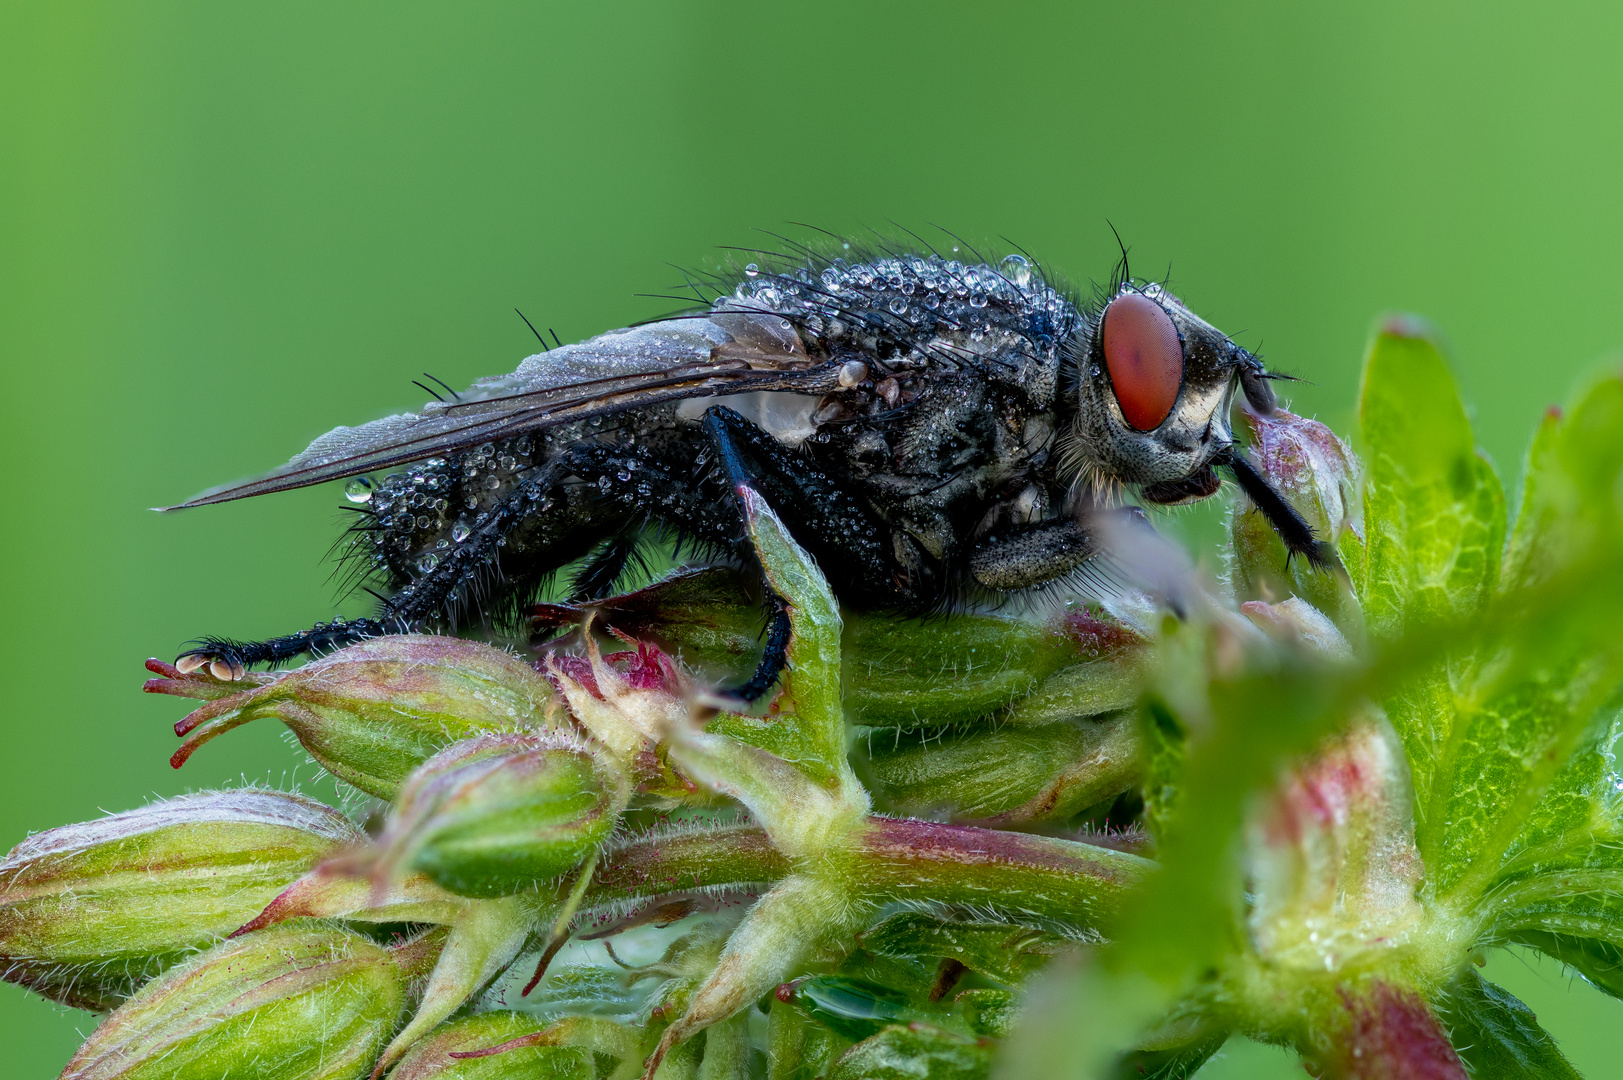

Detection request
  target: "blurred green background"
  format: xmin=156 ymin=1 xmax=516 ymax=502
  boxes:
xmin=5 ymin=1 xmax=1623 ymax=1074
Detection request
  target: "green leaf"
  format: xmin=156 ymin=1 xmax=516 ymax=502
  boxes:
xmin=1110 ymin=1030 xmax=1228 ymax=1080
xmin=1352 ymin=321 xmax=1506 ymax=824
xmin=826 ymin=1024 xmax=992 ymax=1080
xmin=856 ymin=913 xmax=1066 ymax=986
xmin=1492 ymin=711 xmax=1623 ymax=883
xmin=1438 ymin=969 xmax=1582 ymax=1079
xmin=1354 ymin=320 xmax=1506 ymax=638
xmin=1422 ymin=373 xmax=1623 ymax=899
xmin=1507 ymin=931 xmax=1623 ymax=1000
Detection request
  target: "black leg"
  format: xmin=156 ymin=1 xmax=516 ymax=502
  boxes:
xmin=698 ymin=405 xmax=903 ymax=701
xmin=1214 ymin=445 xmax=1336 ymax=570
xmin=568 ymin=531 xmax=644 ymax=601
xmin=178 ymin=441 xmax=749 ymax=677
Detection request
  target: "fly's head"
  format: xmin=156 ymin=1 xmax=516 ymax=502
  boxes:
xmin=1064 ymin=282 xmax=1279 ymax=505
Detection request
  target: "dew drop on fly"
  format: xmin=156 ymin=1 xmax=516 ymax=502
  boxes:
xmin=344 ymin=477 xmax=374 ymax=503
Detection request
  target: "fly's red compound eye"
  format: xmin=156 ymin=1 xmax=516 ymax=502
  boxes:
xmin=1102 ymin=292 xmax=1183 ymax=431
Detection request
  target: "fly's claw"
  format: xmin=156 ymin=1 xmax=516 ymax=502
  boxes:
xmin=174 ymin=641 xmax=249 ymax=682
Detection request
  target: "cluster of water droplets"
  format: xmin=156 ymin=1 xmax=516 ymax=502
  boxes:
xmin=354 ymin=435 xmax=536 ymax=578
xmin=728 ymin=251 xmax=1072 ymax=356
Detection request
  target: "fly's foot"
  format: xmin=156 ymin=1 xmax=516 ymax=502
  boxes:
xmin=175 ymin=618 xmax=389 ymax=680
xmin=174 ymin=641 xmax=250 ymax=681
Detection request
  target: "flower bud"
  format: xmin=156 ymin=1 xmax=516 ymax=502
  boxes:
xmin=388 ymin=1012 xmax=593 ymax=1079
xmin=378 ymin=733 xmax=620 ymax=898
xmin=539 ymin=566 xmax=1146 ymax=732
xmin=1246 ymin=716 xmax=1424 ymax=971
xmin=60 ymin=924 xmax=442 ymax=1080
xmin=863 ymin=715 xmax=1142 ymax=826
xmin=147 ymin=636 xmax=559 ymax=799
xmin=843 ymin=606 xmax=1143 ymax=731
xmin=1230 ymin=405 xmax=1362 ymax=632
xmin=0 ymin=789 xmax=360 ymax=1010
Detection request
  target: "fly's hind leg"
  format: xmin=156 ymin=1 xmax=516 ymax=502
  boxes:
xmin=176 ymin=445 xmax=677 ymax=678
xmin=176 ymin=617 xmax=394 ymax=680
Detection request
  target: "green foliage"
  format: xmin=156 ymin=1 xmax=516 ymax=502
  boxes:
xmin=1438 ymin=969 xmax=1582 ymax=1079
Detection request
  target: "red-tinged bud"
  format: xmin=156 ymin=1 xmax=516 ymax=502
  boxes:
xmin=60 ymin=924 xmax=443 ymax=1080
xmin=1313 ymin=980 xmax=1467 ymax=1080
xmin=1247 ymin=718 xmax=1425 ymax=974
xmin=0 ymin=789 xmax=359 ymax=1010
xmin=147 ymin=636 xmax=559 ymax=799
xmin=543 ymin=632 xmax=702 ymax=801
xmin=374 ymin=732 xmax=620 ymax=898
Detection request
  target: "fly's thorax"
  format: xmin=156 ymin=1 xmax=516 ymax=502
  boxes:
xmin=1064 ymin=284 xmax=1246 ymax=489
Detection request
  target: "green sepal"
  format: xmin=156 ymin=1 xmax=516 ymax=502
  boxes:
xmin=1437 ymin=968 xmax=1582 ymax=1079
xmin=59 ymin=924 xmax=439 ymax=1080
xmin=862 ymin=715 xmax=1140 ymax=824
xmin=953 ymin=989 xmax=1016 ymax=1038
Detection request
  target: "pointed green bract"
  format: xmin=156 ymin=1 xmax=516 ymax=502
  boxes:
xmin=1355 ymin=321 xmax=1505 ymax=639
xmin=1436 ymin=970 xmax=1582 ymax=1079
xmin=742 ymin=487 xmax=847 ymax=784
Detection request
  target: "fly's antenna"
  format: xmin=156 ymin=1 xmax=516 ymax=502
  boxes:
xmin=516 ymin=309 xmax=550 ymax=350
xmin=423 ymin=373 xmax=461 ymax=402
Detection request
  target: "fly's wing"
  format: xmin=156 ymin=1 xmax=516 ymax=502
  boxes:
xmin=165 ymin=310 xmax=839 ymax=509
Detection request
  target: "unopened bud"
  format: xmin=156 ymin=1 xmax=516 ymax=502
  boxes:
xmin=378 ymin=733 xmax=620 ymax=898
xmin=844 ymin=607 xmax=1142 ymax=731
xmin=1247 ymin=717 xmax=1423 ymax=970
xmin=389 ymin=1012 xmax=591 ymax=1079
xmin=0 ymin=789 xmax=359 ymax=1010
xmin=863 ymin=714 xmax=1142 ymax=825
xmin=61 ymin=924 xmax=442 ymax=1080
xmin=147 ymin=636 xmax=558 ymax=799
xmin=1231 ymin=405 xmax=1362 ymax=632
